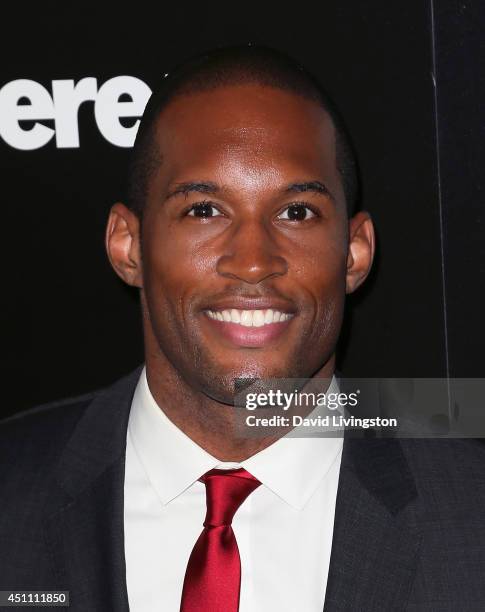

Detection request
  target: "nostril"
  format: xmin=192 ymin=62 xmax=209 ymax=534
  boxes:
xmin=216 ymin=253 xmax=288 ymax=284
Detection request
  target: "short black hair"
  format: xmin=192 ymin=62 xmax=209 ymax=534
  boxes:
xmin=127 ymin=45 xmax=360 ymax=217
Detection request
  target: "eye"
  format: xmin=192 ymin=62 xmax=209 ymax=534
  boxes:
xmin=187 ymin=201 xmax=223 ymax=218
xmin=277 ymin=203 xmax=318 ymax=221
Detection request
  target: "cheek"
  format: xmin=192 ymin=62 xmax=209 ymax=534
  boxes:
xmin=141 ymin=223 xmax=218 ymax=323
xmin=292 ymin=237 xmax=347 ymax=334
xmin=292 ymin=231 xmax=348 ymax=293
xmin=144 ymin=210 xmax=220 ymax=274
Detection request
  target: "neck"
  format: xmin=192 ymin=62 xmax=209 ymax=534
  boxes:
xmin=143 ymin=344 xmax=335 ymax=463
xmin=144 ymin=360 xmax=277 ymax=462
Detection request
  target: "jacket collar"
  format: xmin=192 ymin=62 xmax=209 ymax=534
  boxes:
xmin=54 ymin=365 xmax=143 ymax=498
xmin=43 ymin=365 xmax=142 ymax=612
xmin=324 ymin=435 xmax=421 ymax=610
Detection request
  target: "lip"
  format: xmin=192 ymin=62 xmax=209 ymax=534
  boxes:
xmin=201 ymin=310 xmax=295 ymax=348
xmin=200 ymin=295 xmax=297 ymax=314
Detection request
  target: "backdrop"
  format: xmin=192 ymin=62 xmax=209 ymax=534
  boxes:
xmin=1 ymin=1 xmax=483 ymax=418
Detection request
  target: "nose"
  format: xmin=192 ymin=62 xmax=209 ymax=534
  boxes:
xmin=216 ymin=219 xmax=288 ymax=284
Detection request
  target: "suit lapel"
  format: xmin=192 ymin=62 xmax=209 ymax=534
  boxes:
xmin=324 ymin=437 xmax=422 ymax=611
xmin=43 ymin=366 xmax=143 ymax=612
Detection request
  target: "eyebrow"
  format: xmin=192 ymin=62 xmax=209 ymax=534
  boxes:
xmin=164 ymin=179 xmax=334 ymax=202
xmin=284 ymin=181 xmax=334 ymax=201
xmin=165 ymin=181 xmax=219 ymax=201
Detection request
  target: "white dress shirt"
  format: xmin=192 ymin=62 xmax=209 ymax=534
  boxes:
xmin=124 ymin=367 xmax=343 ymax=611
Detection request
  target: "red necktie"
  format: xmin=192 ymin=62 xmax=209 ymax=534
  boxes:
xmin=180 ymin=468 xmax=261 ymax=612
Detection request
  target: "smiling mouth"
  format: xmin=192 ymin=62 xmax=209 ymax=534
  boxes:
xmin=203 ymin=308 xmax=295 ymax=348
xmin=205 ymin=308 xmax=294 ymax=327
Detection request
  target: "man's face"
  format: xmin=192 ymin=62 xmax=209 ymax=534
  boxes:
xmin=140 ymin=84 xmax=351 ymax=403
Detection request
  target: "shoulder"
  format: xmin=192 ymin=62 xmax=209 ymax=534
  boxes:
xmin=400 ymin=437 xmax=485 ymax=475
xmin=0 ymin=390 xmax=98 ymax=476
xmin=399 ymin=438 xmax=485 ymax=505
xmin=0 ymin=365 xmax=142 ymax=477
xmin=0 ymin=367 xmax=142 ymax=539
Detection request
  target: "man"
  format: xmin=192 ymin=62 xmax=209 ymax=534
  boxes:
xmin=1 ymin=45 xmax=485 ymax=612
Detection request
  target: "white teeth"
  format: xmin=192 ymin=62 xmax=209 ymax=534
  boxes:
xmin=206 ymin=308 xmax=293 ymax=327
xmin=252 ymin=310 xmax=265 ymax=327
xmin=240 ymin=310 xmax=253 ymax=326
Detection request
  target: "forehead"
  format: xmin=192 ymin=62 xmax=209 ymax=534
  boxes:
xmin=152 ymin=84 xmax=340 ymax=194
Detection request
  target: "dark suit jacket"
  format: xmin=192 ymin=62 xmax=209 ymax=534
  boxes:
xmin=1 ymin=366 xmax=485 ymax=611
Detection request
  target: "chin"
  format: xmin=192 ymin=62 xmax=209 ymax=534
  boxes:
xmin=193 ymin=358 xmax=305 ymax=406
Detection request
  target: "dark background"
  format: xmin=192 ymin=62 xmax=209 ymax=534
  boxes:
xmin=1 ymin=1 xmax=483 ymax=419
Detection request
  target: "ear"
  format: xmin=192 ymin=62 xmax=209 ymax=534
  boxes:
xmin=105 ymin=202 xmax=143 ymax=288
xmin=346 ymin=211 xmax=375 ymax=294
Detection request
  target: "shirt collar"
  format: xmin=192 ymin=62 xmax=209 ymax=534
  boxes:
xmin=128 ymin=368 xmax=220 ymax=505
xmin=129 ymin=366 xmax=343 ymax=510
xmin=240 ymin=376 xmax=343 ymax=510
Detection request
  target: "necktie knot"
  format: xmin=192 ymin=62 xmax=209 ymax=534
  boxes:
xmin=181 ymin=467 xmax=261 ymax=611
xmin=200 ymin=468 xmax=261 ymax=527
